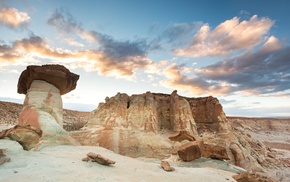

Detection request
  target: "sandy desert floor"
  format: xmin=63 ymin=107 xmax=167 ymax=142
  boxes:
xmin=0 ymin=137 xmax=243 ymax=182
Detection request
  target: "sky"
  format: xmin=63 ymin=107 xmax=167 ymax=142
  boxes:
xmin=0 ymin=0 xmax=290 ymax=117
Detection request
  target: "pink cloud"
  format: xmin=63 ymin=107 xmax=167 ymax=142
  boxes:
xmin=0 ymin=35 xmax=151 ymax=78
xmin=0 ymin=7 xmax=30 ymax=28
xmin=175 ymin=15 xmax=274 ymax=57
xmin=152 ymin=34 xmax=288 ymax=97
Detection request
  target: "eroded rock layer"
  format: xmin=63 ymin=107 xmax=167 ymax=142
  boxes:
xmin=72 ymin=90 xmax=271 ymax=175
xmin=16 ymin=64 xmax=80 ymax=149
xmin=18 ymin=80 xmax=78 ymax=147
xmin=87 ymin=90 xmax=229 ymax=134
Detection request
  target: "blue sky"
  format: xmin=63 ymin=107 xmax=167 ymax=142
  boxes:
xmin=0 ymin=0 xmax=290 ymax=117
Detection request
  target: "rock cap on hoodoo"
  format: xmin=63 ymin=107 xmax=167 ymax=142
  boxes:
xmin=17 ymin=64 xmax=79 ymax=95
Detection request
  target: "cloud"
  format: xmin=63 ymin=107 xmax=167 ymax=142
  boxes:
xmin=174 ymin=15 xmax=274 ymax=57
xmin=0 ymin=34 xmax=151 ymax=78
xmin=219 ymin=98 xmax=236 ymax=105
xmin=46 ymin=9 xmax=153 ymax=77
xmin=240 ymin=10 xmax=250 ymax=16
xmin=159 ymin=63 xmax=228 ymax=95
xmin=0 ymin=35 xmax=68 ymax=67
xmin=225 ymin=105 xmax=290 ymax=117
xmin=0 ymin=7 xmax=30 ymax=29
xmin=47 ymin=8 xmax=96 ymax=42
xmin=158 ymin=35 xmax=290 ymax=96
xmin=195 ymin=36 xmax=289 ymax=95
xmin=162 ymin=22 xmax=203 ymax=43
xmin=145 ymin=60 xmax=169 ymax=75
xmin=64 ymin=38 xmax=84 ymax=47
xmin=71 ymin=49 xmax=151 ymax=77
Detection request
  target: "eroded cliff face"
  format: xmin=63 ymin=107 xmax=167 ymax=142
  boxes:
xmin=72 ymin=91 xmax=265 ymax=173
xmin=87 ymin=90 xmax=228 ymax=135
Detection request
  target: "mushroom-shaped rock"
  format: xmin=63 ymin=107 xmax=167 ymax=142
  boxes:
xmin=16 ymin=64 xmax=80 ymax=149
xmin=17 ymin=65 xmax=79 ymax=95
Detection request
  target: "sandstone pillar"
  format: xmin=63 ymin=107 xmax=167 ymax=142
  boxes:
xmin=17 ymin=65 xmax=79 ymax=148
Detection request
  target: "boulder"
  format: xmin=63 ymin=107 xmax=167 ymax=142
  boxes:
xmin=0 ymin=125 xmax=42 ymax=150
xmin=177 ymin=140 xmax=204 ymax=162
xmin=85 ymin=152 xmax=115 ymax=166
xmin=202 ymin=143 xmax=230 ymax=160
xmin=17 ymin=64 xmax=79 ymax=95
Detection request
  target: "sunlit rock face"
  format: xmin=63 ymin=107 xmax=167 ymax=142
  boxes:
xmin=77 ymin=91 xmax=231 ymax=159
xmin=88 ymin=91 xmax=198 ymax=134
xmin=19 ymin=80 xmax=64 ymax=134
xmin=188 ymin=95 xmax=230 ymax=133
xmin=17 ymin=65 xmax=80 ymax=148
xmin=87 ymin=90 xmax=228 ymax=135
xmin=73 ymin=90 xmax=266 ymax=173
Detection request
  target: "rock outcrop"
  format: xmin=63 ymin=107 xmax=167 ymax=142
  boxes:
xmin=70 ymin=90 xmax=272 ymax=177
xmin=72 ymin=91 xmax=235 ymax=159
xmin=16 ymin=65 xmax=80 ymax=149
xmin=87 ymin=90 xmax=228 ymax=134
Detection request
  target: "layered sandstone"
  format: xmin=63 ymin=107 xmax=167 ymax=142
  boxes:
xmin=16 ymin=65 xmax=80 ymax=149
xmin=74 ymin=91 xmax=248 ymax=164
xmin=71 ymin=91 xmax=280 ymax=177
xmin=87 ymin=90 xmax=228 ymax=134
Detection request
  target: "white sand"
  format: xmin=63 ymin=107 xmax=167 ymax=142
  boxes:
xmin=0 ymin=139 xmax=237 ymax=182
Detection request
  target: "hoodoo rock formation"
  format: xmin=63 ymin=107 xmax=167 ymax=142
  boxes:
xmin=16 ymin=65 xmax=79 ymax=149
xmin=72 ymin=90 xmax=267 ymax=174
